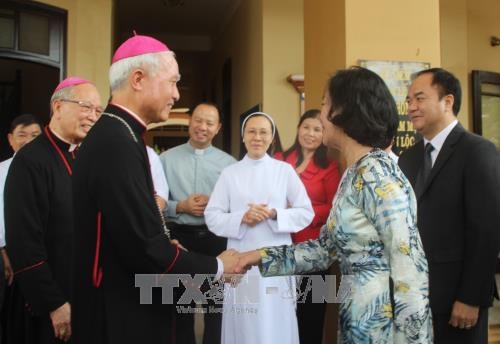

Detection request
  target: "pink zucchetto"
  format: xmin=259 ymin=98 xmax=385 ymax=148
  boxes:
xmin=53 ymin=76 xmax=91 ymax=94
xmin=112 ymin=34 xmax=170 ymax=64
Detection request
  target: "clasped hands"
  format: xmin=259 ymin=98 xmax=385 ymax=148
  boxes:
xmin=177 ymin=193 xmax=209 ymax=217
xmin=242 ymin=203 xmax=277 ymax=227
xmin=215 ymin=203 xmax=276 ymax=282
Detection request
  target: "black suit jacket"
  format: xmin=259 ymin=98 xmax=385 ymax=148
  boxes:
xmin=399 ymin=123 xmax=500 ymax=314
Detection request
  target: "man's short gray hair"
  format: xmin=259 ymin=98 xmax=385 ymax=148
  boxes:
xmin=50 ymin=86 xmax=74 ymax=104
xmin=109 ymin=51 xmax=175 ymax=92
xmin=49 ymin=86 xmax=75 ymax=116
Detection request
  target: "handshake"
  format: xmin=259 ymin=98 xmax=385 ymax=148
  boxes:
xmin=216 ymin=249 xmax=263 ymax=279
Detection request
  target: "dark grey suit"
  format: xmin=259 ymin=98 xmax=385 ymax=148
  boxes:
xmin=399 ymin=123 xmax=500 ymax=343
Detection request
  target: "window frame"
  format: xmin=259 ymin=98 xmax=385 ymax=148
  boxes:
xmin=471 ymin=70 xmax=500 ymax=137
xmin=0 ymin=1 xmax=66 ymax=78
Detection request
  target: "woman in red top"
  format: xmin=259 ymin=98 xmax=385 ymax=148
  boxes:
xmin=275 ymin=109 xmax=340 ymax=344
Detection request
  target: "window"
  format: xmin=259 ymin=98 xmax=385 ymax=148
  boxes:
xmin=0 ymin=1 xmax=65 ymax=69
xmin=472 ymin=71 xmax=500 ymax=149
xmin=19 ymin=12 xmax=50 ymax=55
xmin=0 ymin=10 xmax=15 ymax=49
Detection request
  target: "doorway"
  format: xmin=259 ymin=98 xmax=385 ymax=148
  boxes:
xmin=0 ymin=1 xmax=66 ymax=160
xmin=0 ymin=58 xmax=59 ymax=160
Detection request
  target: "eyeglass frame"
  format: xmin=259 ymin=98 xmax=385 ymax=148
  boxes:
xmin=243 ymin=128 xmax=273 ymax=139
xmin=59 ymin=99 xmax=103 ymax=116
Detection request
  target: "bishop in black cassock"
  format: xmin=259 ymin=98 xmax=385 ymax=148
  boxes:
xmin=71 ymin=35 xmax=238 ymax=344
xmin=4 ymin=77 xmax=102 ymax=344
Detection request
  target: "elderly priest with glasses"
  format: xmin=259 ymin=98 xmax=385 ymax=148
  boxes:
xmin=4 ymin=77 xmax=102 ymax=343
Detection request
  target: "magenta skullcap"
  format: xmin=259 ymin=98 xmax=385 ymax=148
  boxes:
xmin=112 ymin=34 xmax=170 ymax=64
xmin=53 ymin=76 xmax=91 ymax=94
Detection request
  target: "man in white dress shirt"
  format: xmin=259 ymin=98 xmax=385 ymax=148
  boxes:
xmin=0 ymin=113 xmax=41 ymax=339
xmin=0 ymin=114 xmax=42 ymax=283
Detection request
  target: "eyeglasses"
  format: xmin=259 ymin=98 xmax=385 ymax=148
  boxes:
xmin=245 ymin=129 xmax=272 ymax=138
xmin=60 ymin=99 xmax=103 ymax=116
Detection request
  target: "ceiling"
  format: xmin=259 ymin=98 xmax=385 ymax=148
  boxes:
xmin=115 ymin=0 xmax=242 ymax=51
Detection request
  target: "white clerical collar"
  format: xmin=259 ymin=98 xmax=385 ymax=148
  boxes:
xmin=188 ymin=141 xmax=212 ymax=155
xmin=50 ymin=128 xmax=78 ymax=152
xmin=424 ymin=119 xmax=458 ymax=153
xmin=111 ymin=103 xmax=147 ymax=128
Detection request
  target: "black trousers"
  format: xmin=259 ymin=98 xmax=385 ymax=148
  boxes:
xmin=296 ymin=270 xmax=328 ymax=344
xmin=170 ymin=223 xmax=227 ymax=344
xmin=0 ymin=255 xmax=4 ymax=344
xmin=433 ymin=307 xmax=488 ymax=344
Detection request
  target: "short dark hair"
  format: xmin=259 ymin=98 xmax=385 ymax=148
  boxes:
xmin=327 ymin=66 xmax=398 ymax=149
xmin=283 ymin=109 xmax=329 ymax=169
xmin=415 ymin=68 xmax=462 ymax=115
xmin=191 ymin=102 xmax=221 ymax=122
xmin=9 ymin=114 xmax=41 ymax=133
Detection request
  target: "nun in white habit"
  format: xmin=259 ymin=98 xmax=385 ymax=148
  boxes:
xmin=205 ymin=112 xmax=314 ymax=344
